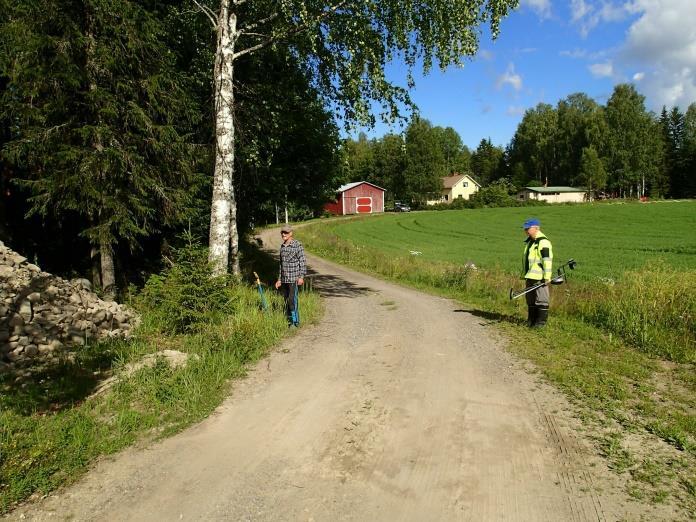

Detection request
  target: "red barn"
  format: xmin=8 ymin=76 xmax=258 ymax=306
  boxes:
xmin=324 ymin=181 xmax=386 ymax=215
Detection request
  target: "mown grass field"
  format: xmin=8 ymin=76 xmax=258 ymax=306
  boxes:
xmin=325 ymin=201 xmax=696 ymax=281
xmin=301 ymin=200 xmax=696 ymax=515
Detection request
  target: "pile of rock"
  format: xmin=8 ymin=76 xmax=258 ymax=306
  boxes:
xmin=0 ymin=241 xmax=139 ymax=370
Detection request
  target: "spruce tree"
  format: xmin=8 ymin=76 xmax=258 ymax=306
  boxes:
xmin=1 ymin=0 xmax=199 ymax=298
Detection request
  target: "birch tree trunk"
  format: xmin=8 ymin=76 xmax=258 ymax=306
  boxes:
xmin=208 ymin=0 xmax=240 ymax=276
xmin=229 ymin=187 xmax=240 ymax=275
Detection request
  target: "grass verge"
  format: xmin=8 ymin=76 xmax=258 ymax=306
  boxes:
xmin=301 ymin=222 xmax=696 ymax=516
xmin=0 ymin=244 xmax=319 ymax=513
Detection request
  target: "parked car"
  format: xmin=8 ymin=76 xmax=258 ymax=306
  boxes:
xmin=394 ymin=202 xmax=411 ymax=212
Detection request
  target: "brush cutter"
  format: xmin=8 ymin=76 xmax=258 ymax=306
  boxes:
xmin=253 ymin=271 xmax=269 ymax=312
xmin=509 ymin=259 xmax=578 ymax=300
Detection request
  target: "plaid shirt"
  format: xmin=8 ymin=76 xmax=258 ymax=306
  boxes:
xmin=279 ymin=239 xmax=307 ymax=283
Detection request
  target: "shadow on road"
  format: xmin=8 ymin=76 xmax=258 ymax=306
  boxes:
xmin=454 ymin=308 xmax=523 ymax=326
xmin=307 ymin=271 xmax=373 ymax=298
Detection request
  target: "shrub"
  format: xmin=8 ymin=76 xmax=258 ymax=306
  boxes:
xmin=138 ymin=238 xmax=236 ymax=334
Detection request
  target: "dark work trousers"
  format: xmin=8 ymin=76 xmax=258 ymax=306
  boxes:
xmin=525 ymin=279 xmax=550 ymax=327
xmin=279 ymin=282 xmax=300 ymax=325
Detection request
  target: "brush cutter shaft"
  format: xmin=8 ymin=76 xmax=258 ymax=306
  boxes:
xmin=509 ymin=258 xmax=577 ymax=300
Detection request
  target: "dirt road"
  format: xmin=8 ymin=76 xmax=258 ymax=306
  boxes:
xmin=10 ymin=229 xmax=652 ymax=521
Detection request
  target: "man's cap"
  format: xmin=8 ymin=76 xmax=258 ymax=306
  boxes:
xmin=522 ymin=218 xmax=540 ymax=229
xmin=280 ymin=225 xmax=293 ymax=233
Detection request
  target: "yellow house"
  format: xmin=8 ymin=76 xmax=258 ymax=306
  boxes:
xmin=427 ymin=173 xmax=480 ymax=205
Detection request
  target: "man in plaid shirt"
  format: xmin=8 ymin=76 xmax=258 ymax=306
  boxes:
xmin=274 ymin=225 xmax=306 ymax=327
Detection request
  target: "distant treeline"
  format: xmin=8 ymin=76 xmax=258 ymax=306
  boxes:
xmin=342 ymin=88 xmax=696 ymax=204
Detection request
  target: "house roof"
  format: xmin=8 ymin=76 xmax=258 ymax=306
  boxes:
xmin=337 ymin=181 xmax=386 ymax=193
xmin=522 ymin=186 xmax=586 ymax=193
xmin=441 ymin=173 xmax=481 ymax=189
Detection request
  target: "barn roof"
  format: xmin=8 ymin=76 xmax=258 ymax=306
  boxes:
xmin=523 ymin=186 xmax=586 ymax=193
xmin=442 ymin=173 xmax=481 ymax=189
xmin=337 ymin=181 xmax=386 ymax=193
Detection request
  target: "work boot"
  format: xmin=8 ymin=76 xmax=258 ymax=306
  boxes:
xmin=534 ymin=307 xmax=549 ymax=328
xmin=527 ymin=306 xmax=538 ymax=327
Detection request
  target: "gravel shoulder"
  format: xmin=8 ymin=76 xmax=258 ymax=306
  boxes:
xmin=7 ymin=229 xmax=671 ymax=521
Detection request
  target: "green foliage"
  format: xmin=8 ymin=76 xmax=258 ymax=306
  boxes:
xmin=508 ymin=103 xmax=559 ymax=185
xmin=1 ymin=0 xmax=200 ymax=250
xmin=251 ymin=0 xmax=518 ymax=129
xmin=471 ymin=138 xmax=505 ymax=185
xmin=404 ymin=116 xmax=447 ymax=203
xmin=233 ymin=49 xmax=343 ymax=228
xmin=661 ymin=103 xmax=696 ymax=198
xmin=604 ymin=84 xmax=664 ymax=197
xmin=433 ymin=126 xmax=471 ymax=175
xmin=577 ymin=146 xmax=607 ymax=196
xmin=138 ymin=239 xmax=235 ymax=334
xmin=465 ymin=179 xmax=520 ymax=208
xmin=372 ymin=133 xmax=407 ymax=200
xmin=342 ymin=119 xmax=472 ymax=203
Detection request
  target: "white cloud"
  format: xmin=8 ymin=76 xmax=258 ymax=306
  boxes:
xmin=633 ymin=72 xmax=645 ymax=81
xmin=521 ymin=0 xmax=552 ymax=19
xmin=496 ymin=63 xmax=523 ymax=91
xmin=570 ymin=0 xmax=592 ymax=23
xmin=478 ymin=49 xmax=494 ymax=61
xmin=620 ymin=0 xmax=696 ymax=110
xmin=589 ymin=61 xmax=614 ymax=77
xmin=507 ymin=106 xmax=527 ymax=116
xmin=560 ymin=48 xmax=587 ymax=59
xmin=570 ymin=0 xmax=633 ymax=37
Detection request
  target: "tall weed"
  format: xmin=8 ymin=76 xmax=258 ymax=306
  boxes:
xmin=574 ymin=265 xmax=695 ymax=363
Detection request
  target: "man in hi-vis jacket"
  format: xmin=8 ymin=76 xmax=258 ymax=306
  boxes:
xmin=275 ymin=225 xmax=306 ymax=327
xmin=521 ymin=218 xmax=553 ymax=328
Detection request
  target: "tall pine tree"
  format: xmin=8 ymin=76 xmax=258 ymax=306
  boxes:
xmin=1 ymin=0 xmax=199 ymax=297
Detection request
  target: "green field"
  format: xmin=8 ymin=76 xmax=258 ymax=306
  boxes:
xmin=325 ymin=201 xmax=696 ymax=281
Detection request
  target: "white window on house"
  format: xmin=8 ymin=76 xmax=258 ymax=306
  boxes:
xmin=458 ymin=194 xmax=463 ymax=198
xmin=444 ymin=195 xmax=448 ymax=201
xmin=463 ymin=182 xmax=468 ymax=187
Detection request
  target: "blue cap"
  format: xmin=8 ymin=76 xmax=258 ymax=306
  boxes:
xmin=522 ymin=218 xmax=540 ymax=229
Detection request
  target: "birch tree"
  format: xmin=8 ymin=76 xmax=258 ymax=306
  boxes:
xmin=195 ymin=0 xmax=519 ymax=275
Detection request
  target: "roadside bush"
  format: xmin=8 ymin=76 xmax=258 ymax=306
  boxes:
xmin=467 ymin=182 xmax=519 ymax=208
xmin=438 ymin=263 xmax=478 ymax=289
xmin=138 ymin=239 xmax=236 ymax=334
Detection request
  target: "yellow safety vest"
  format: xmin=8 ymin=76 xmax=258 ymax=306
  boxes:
xmin=522 ymin=232 xmax=553 ymax=281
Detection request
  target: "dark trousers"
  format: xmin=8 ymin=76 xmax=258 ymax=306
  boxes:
xmin=279 ymin=282 xmax=299 ymax=325
xmin=525 ymin=279 xmax=549 ymax=327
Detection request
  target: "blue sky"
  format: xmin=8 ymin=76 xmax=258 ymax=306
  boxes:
xmin=351 ymin=0 xmax=696 ymax=150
